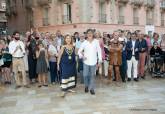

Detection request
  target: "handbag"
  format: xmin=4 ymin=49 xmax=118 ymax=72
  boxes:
xmin=0 ymin=58 xmax=4 ymax=66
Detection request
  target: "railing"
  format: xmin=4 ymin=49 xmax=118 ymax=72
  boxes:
xmin=99 ymin=13 xmax=107 ymax=23
xmin=62 ymin=15 xmax=72 ymax=24
xmin=118 ymin=0 xmax=129 ymax=3
xmin=118 ymin=16 xmax=125 ymax=24
xmin=133 ymin=17 xmax=139 ymax=25
xmin=144 ymin=0 xmax=155 ymax=8
xmin=130 ymin=0 xmax=143 ymax=6
xmin=37 ymin=0 xmax=52 ymax=6
xmin=43 ymin=18 xmax=49 ymax=26
xmin=146 ymin=18 xmax=154 ymax=25
xmin=161 ymin=20 xmax=165 ymax=26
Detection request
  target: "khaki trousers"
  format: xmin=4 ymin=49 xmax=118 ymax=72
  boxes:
xmin=12 ymin=58 xmax=27 ymax=86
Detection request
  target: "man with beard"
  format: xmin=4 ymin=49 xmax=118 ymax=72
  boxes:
xmin=9 ymin=31 xmax=30 ymax=89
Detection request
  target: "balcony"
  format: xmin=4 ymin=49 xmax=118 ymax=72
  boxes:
xmin=161 ymin=20 xmax=165 ymax=26
xmin=62 ymin=15 xmax=72 ymax=24
xmin=99 ymin=13 xmax=107 ymax=23
xmin=37 ymin=0 xmax=52 ymax=6
xmin=118 ymin=16 xmax=125 ymax=24
xmin=146 ymin=18 xmax=154 ymax=25
xmin=133 ymin=17 xmax=139 ymax=25
xmin=131 ymin=0 xmax=143 ymax=6
xmin=160 ymin=0 xmax=165 ymax=11
xmin=25 ymin=0 xmax=34 ymax=9
xmin=42 ymin=18 xmax=49 ymax=26
xmin=0 ymin=16 xmax=7 ymax=22
xmin=144 ymin=0 xmax=155 ymax=8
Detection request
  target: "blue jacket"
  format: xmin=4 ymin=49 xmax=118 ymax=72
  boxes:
xmin=126 ymin=40 xmax=140 ymax=60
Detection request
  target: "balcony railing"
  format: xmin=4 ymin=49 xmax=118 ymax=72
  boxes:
xmin=144 ymin=0 xmax=155 ymax=8
xmin=118 ymin=0 xmax=129 ymax=3
xmin=62 ymin=15 xmax=72 ymax=24
xmin=131 ymin=0 xmax=143 ymax=6
xmin=160 ymin=0 xmax=165 ymax=10
xmin=42 ymin=18 xmax=49 ymax=26
xmin=146 ymin=18 xmax=154 ymax=25
xmin=133 ymin=17 xmax=139 ymax=25
xmin=161 ymin=20 xmax=165 ymax=26
xmin=118 ymin=16 xmax=125 ymax=24
xmin=37 ymin=0 xmax=52 ymax=6
xmin=99 ymin=13 xmax=107 ymax=23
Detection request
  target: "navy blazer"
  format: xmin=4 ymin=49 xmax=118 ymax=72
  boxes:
xmin=126 ymin=40 xmax=140 ymax=60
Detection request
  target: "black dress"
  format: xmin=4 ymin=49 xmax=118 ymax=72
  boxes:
xmin=28 ymin=38 xmax=37 ymax=80
xmin=60 ymin=47 xmax=76 ymax=91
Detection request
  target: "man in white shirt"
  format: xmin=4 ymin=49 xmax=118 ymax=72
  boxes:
xmin=9 ymin=31 xmax=30 ymax=89
xmin=78 ymin=29 xmax=102 ymax=95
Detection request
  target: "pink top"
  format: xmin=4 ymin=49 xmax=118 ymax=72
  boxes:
xmin=146 ymin=37 xmax=151 ymax=48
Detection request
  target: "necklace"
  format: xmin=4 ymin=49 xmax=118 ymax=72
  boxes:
xmin=65 ymin=47 xmax=73 ymax=60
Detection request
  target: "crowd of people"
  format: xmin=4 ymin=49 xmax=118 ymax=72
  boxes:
xmin=0 ymin=28 xmax=165 ymax=97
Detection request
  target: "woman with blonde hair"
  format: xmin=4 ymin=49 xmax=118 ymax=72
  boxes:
xmin=57 ymin=34 xmax=76 ymax=97
xmin=95 ymin=31 xmax=105 ymax=77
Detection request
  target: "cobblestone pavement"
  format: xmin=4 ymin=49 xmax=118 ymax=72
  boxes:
xmin=0 ymin=76 xmax=165 ymax=114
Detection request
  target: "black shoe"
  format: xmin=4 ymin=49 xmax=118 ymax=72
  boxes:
xmin=38 ymin=85 xmax=42 ymax=88
xmin=85 ymin=87 xmax=88 ymax=93
xmin=8 ymin=82 xmax=11 ymax=84
xmin=134 ymin=78 xmax=139 ymax=82
xmin=122 ymin=79 xmax=126 ymax=83
xmin=24 ymin=85 xmax=30 ymax=88
xmin=43 ymin=84 xmax=48 ymax=87
xmin=15 ymin=85 xmax=21 ymax=89
xmin=141 ymin=76 xmax=145 ymax=79
xmin=90 ymin=90 xmax=95 ymax=95
xmin=113 ymin=79 xmax=116 ymax=81
xmin=127 ymin=78 xmax=131 ymax=82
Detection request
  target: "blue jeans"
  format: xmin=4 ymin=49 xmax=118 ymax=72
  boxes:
xmin=83 ymin=63 xmax=96 ymax=90
xmin=49 ymin=61 xmax=57 ymax=83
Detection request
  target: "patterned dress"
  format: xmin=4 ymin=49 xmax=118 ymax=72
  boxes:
xmin=60 ymin=47 xmax=76 ymax=91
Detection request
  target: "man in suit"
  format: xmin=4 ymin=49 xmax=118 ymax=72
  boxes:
xmin=126 ymin=33 xmax=140 ymax=82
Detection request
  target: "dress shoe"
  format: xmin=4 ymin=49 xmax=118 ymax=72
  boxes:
xmin=127 ymin=78 xmax=131 ymax=82
xmin=134 ymin=78 xmax=139 ymax=82
xmin=38 ymin=85 xmax=42 ymax=88
xmin=85 ymin=87 xmax=88 ymax=93
xmin=141 ymin=76 xmax=145 ymax=79
xmin=90 ymin=90 xmax=95 ymax=95
xmin=24 ymin=85 xmax=30 ymax=88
